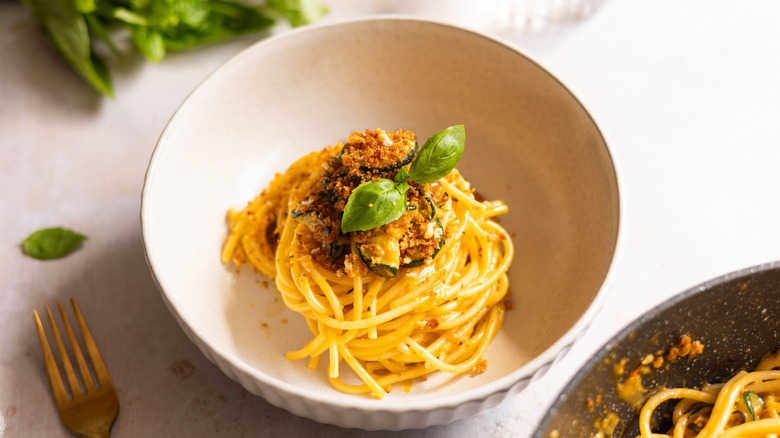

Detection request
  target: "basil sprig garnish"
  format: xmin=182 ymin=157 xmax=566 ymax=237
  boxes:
xmin=341 ymin=180 xmax=411 ymax=233
xmin=22 ymin=227 xmax=88 ymax=260
xmin=341 ymin=125 xmax=465 ymax=233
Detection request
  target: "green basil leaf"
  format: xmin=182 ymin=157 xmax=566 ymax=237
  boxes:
xmin=89 ymin=51 xmax=112 ymax=91
xmin=84 ymin=13 xmax=120 ymax=56
xmin=169 ymin=0 xmax=210 ymax=28
xmin=161 ymin=1 xmax=275 ymax=51
xmin=341 ymin=180 xmax=408 ymax=233
xmin=408 ymin=125 xmax=465 ymax=184
xmin=22 ymin=227 xmax=88 ymax=260
xmin=74 ymin=0 xmax=95 ymax=14
xmin=107 ymin=7 xmax=150 ymax=26
xmin=21 ymin=0 xmax=113 ymax=96
xmin=267 ymin=0 xmax=328 ymax=27
xmin=131 ymin=26 xmax=165 ymax=63
xmin=394 ymin=167 xmax=410 ymax=183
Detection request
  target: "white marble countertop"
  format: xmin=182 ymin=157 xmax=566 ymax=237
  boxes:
xmin=3 ymin=1 xmax=780 ymax=436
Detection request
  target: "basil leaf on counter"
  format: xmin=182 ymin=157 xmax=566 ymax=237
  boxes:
xmin=341 ymin=180 xmax=409 ymax=233
xmin=22 ymin=227 xmax=88 ymax=260
xmin=407 ymin=125 xmax=465 ymax=184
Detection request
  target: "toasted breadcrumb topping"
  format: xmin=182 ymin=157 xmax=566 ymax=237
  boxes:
xmin=290 ymin=128 xmax=453 ymax=272
xmin=340 ymin=129 xmax=415 ymax=171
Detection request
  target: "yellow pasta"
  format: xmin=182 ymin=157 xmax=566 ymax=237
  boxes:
xmin=222 ymin=127 xmax=513 ymax=398
xmin=638 ymin=350 xmax=780 ymax=438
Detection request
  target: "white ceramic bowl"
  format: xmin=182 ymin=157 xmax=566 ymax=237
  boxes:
xmin=141 ymin=17 xmax=620 ymax=431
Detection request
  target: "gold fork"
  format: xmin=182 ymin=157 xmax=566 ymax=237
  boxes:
xmin=34 ymin=298 xmax=119 ymax=438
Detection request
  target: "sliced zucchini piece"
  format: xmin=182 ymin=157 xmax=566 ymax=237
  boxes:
xmin=401 ymin=215 xmax=445 ymax=268
xmin=403 ymin=193 xmax=434 ymax=221
xmin=433 ymin=190 xmax=449 ymax=208
xmin=422 ymin=195 xmax=436 ymax=220
xmin=328 ymin=241 xmax=346 ymax=259
xmin=292 ymin=200 xmax=346 ymax=260
xmin=357 ymin=227 xmax=402 ymax=278
xmin=291 ymin=200 xmax=314 ymax=219
xmin=741 ymin=390 xmax=764 ymax=420
xmin=400 ymin=196 xmax=446 ymax=267
xmin=358 ymin=249 xmax=399 ymax=278
xmin=321 ymin=177 xmax=339 ymax=201
xmin=431 ymin=214 xmax=446 ymax=257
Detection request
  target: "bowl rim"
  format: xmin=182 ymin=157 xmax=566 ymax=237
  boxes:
xmin=531 ymin=259 xmax=780 ymax=436
xmin=141 ymin=15 xmax=622 ymax=415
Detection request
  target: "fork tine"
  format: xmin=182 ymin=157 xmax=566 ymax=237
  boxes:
xmin=59 ymin=302 xmax=97 ymax=392
xmin=46 ymin=306 xmax=82 ymax=398
xmin=34 ymin=309 xmax=69 ymax=407
xmin=71 ymin=299 xmax=112 ymax=386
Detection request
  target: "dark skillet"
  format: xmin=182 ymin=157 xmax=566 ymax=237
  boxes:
xmin=532 ymin=261 xmax=780 ymax=437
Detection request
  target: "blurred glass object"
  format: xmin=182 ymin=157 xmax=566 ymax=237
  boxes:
xmin=495 ymin=0 xmax=605 ymax=32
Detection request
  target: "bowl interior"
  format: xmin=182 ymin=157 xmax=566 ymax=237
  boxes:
xmin=142 ymin=18 xmax=619 ymax=408
xmin=533 ymin=262 xmax=780 ymax=437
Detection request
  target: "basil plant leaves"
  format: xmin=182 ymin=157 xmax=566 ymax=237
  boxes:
xmin=341 ymin=125 xmax=465 ymax=233
xmin=20 ymin=0 xmax=328 ymax=96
